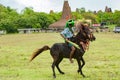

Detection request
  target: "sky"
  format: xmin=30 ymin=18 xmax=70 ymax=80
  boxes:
xmin=0 ymin=0 xmax=120 ymax=13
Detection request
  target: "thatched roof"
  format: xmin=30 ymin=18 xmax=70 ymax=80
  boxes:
xmin=49 ymin=19 xmax=67 ymax=29
xmin=49 ymin=0 xmax=72 ymax=29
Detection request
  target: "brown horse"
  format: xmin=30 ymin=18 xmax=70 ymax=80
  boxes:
xmin=30 ymin=23 xmax=96 ymax=78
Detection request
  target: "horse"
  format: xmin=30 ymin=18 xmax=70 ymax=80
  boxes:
xmin=29 ymin=23 xmax=96 ymax=78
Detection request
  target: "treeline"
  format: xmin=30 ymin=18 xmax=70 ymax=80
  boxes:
xmin=0 ymin=4 xmax=120 ymax=33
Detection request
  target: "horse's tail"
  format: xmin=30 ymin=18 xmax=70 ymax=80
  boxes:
xmin=29 ymin=45 xmax=50 ymax=62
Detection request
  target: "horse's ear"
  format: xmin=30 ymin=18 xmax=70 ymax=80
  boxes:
xmin=76 ymin=23 xmax=86 ymax=32
xmin=80 ymin=23 xmax=85 ymax=30
xmin=81 ymin=23 xmax=90 ymax=30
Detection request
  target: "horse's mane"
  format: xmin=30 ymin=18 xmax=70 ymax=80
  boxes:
xmin=74 ymin=22 xmax=91 ymax=49
xmin=75 ymin=22 xmax=90 ymax=33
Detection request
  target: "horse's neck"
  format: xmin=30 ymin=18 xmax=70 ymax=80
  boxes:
xmin=75 ymin=32 xmax=86 ymax=43
xmin=74 ymin=32 xmax=87 ymax=51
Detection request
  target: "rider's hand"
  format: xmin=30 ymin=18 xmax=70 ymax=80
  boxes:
xmin=65 ymin=38 xmax=69 ymax=42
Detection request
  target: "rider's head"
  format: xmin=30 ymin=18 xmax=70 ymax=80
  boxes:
xmin=66 ymin=19 xmax=74 ymax=28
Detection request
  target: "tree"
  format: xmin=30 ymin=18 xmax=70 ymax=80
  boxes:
xmin=78 ymin=7 xmax=86 ymax=14
xmin=72 ymin=12 xmax=83 ymax=20
xmin=82 ymin=12 xmax=98 ymax=23
xmin=49 ymin=12 xmax=61 ymax=22
xmin=36 ymin=12 xmax=54 ymax=29
xmin=97 ymin=11 xmax=114 ymax=25
xmin=113 ymin=10 xmax=120 ymax=26
xmin=0 ymin=5 xmax=19 ymax=33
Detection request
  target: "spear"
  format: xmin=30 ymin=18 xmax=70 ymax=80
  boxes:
xmin=66 ymin=40 xmax=80 ymax=49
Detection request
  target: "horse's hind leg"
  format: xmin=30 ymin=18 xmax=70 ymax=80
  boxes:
xmin=76 ymin=58 xmax=85 ymax=77
xmin=56 ymin=57 xmax=65 ymax=74
xmin=51 ymin=55 xmax=57 ymax=78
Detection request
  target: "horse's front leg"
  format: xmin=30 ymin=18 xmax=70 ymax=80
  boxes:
xmin=56 ymin=57 xmax=65 ymax=74
xmin=81 ymin=57 xmax=85 ymax=69
xmin=76 ymin=57 xmax=85 ymax=77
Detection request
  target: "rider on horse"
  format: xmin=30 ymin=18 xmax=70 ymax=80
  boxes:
xmin=60 ymin=19 xmax=76 ymax=63
xmin=60 ymin=20 xmax=90 ymax=63
xmin=30 ymin=20 xmax=95 ymax=78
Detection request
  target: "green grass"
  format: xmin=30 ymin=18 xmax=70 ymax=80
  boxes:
xmin=0 ymin=32 xmax=120 ymax=80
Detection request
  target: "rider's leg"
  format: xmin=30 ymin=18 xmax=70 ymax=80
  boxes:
xmin=69 ymin=46 xmax=75 ymax=63
xmin=80 ymin=41 xmax=86 ymax=51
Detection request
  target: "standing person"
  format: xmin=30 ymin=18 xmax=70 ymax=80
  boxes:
xmin=60 ymin=19 xmax=75 ymax=63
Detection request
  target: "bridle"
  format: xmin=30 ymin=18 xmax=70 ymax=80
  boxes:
xmin=75 ymin=23 xmax=96 ymax=50
xmin=80 ymin=26 xmax=92 ymax=41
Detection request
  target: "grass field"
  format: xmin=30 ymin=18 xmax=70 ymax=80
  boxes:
xmin=0 ymin=32 xmax=120 ymax=80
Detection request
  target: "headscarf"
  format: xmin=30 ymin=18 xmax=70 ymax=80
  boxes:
xmin=65 ymin=19 xmax=75 ymax=33
xmin=65 ymin=19 xmax=74 ymax=28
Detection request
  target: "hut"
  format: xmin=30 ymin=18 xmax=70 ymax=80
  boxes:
xmin=49 ymin=0 xmax=72 ymax=29
xmin=105 ymin=6 xmax=112 ymax=13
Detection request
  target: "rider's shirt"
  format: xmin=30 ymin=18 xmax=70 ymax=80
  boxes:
xmin=61 ymin=27 xmax=74 ymax=38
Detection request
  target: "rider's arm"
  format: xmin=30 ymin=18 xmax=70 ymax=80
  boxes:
xmin=60 ymin=28 xmax=69 ymax=41
xmin=60 ymin=34 xmax=66 ymax=40
xmin=60 ymin=33 xmax=69 ymax=42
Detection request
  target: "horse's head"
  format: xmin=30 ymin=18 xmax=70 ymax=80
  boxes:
xmin=89 ymin=29 xmax=96 ymax=41
xmin=76 ymin=23 xmax=96 ymax=42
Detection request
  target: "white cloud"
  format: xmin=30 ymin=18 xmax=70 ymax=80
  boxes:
xmin=0 ymin=0 xmax=120 ymax=13
xmin=0 ymin=0 xmax=63 ymax=13
xmin=15 ymin=0 xmax=62 ymax=12
xmin=110 ymin=1 xmax=120 ymax=11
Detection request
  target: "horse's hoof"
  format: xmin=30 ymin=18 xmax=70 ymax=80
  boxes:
xmin=77 ymin=70 xmax=80 ymax=73
xmin=82 ymin=74 xmax=86 ymax=78
xmin=53 ymin=74 xmax=56 ymax=78
xmin=53 ymin=76 xmax=56 ymax=78
xmin=60 ymin=72 xmax=65 ymax=74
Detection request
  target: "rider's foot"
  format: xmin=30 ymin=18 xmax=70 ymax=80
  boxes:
xmin=70 ymin=59 xmax=74 ymax=63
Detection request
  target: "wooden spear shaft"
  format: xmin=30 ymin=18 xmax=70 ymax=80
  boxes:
xmin=66 ymin=40 xmax=80 ymax=49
